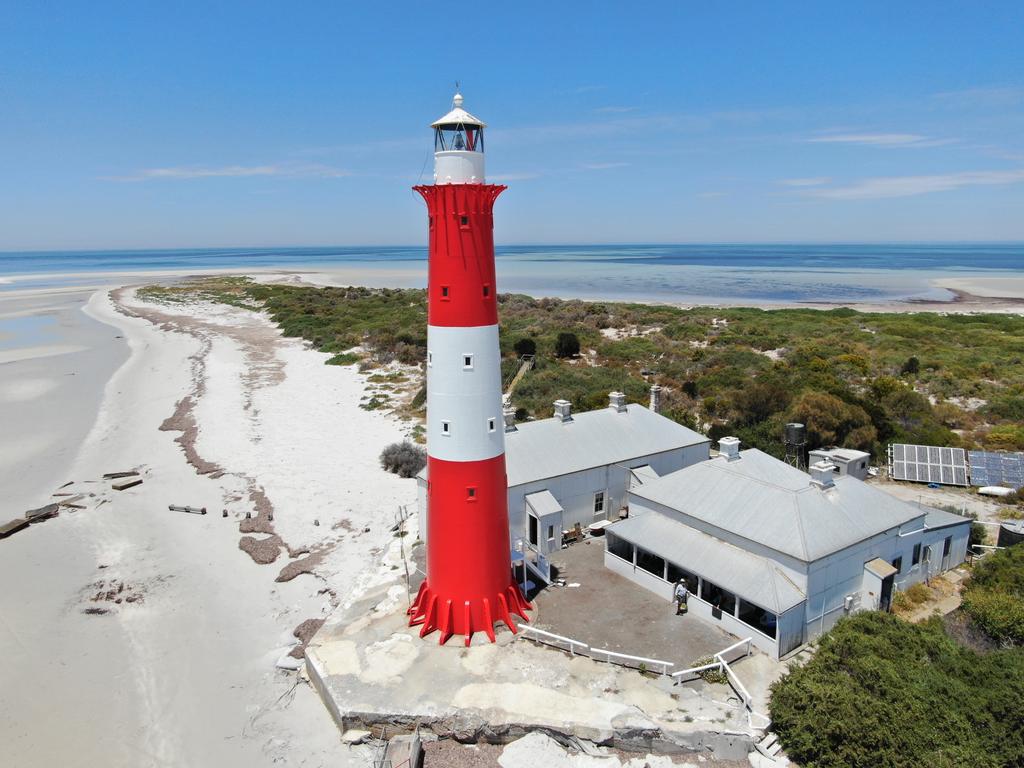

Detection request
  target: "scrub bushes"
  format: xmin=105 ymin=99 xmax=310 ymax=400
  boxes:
xmin=961 ymin=545 xmax=1024 ymax=647
xmin=379 ymin=441 xmax=427 ymax=478
xmin=769 ymin=612 xmax=1024 ymax=768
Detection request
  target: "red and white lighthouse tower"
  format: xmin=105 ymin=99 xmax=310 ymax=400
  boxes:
xmin=408 ymin=92 xmax=531 ymax=645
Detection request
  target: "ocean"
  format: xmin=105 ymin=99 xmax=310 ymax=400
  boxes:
xmin=1 ymin=243 xmax=1022 ymax=304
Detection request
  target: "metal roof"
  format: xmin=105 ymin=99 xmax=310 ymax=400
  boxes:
xmin=608 ymin=513 xmax=806 ymax=613
xmin=630 ymin=465 xmax=661 ymax=484
xmin=525 ymin=489 xmax=563 ymax=518
xmin=629 ymin=448 xmax=926 ymax=562
xmin=504 ymin=404 xmax=709 ymax=488
xmin=922 ymin=506 xmax=972 ymax=531
xmin=864 ymin=558 xmax=898 ymax=579
xmin=809 ymin=447 xmax=870 ymax=463
xmin=431 ymin=93 xmax=486 ymax=128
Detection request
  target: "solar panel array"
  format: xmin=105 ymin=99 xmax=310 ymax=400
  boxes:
xmin=890 ymin=443 xmax=968 ymax=486
xmin=968 ymin=450 xmax=1024 ymax=489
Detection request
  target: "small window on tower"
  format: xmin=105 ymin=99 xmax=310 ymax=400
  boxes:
xmin=482 ymin=284 xmax=491 ymax=298
xmin=429 ymin=216 xmax=435 ymax=229
xmin=463 ymin=354 xmax=473 ymax=369
xmin=488 ymin=418 xmax=496 ymax=433
xmin=466 ymin=486 xmax=477 ymax=501
xmin=427 ymin=351 xmax=433 ymax=367
xmin=441 ymin=420 xmax=451 ymax=436
xmin=440 ymin=285 xmax=450 ymax=301
xmin=459 ymin=215 xmax=470 ymax=229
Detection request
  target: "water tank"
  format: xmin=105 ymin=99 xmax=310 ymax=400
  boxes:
xmin=785 ymin=422 xmax=806 ymax=445
xmin=998 ymin=520 xmax=1024 ymax=548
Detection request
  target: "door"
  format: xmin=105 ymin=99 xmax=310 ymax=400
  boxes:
xmin=941 ymin=536 xmax=952 ymax=571
xmin=528 ymin=514 xmax=539 ymax=547
xmin=879 ymin=574 xmax=895 ymax=612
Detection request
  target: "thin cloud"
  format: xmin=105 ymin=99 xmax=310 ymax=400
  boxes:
xmin=104 ymin=163 xmax=351 ymax=182
xmin=593 ymin=106 xmax=638 ymax=114
xmin=930 ymin=86 xmax=1024 ymax=108
xmin=806 ymin=169 xmax=1024 ymax=200
xmin=807 ymin=132 xmax=956 ymax=148
xmin=579 ymin=162 xmax=630 ymax=170
xmin=779 ymin=177 xmax=831 ymax=187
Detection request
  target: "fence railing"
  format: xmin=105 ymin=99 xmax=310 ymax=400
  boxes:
xmin=589 ymin=648 xmax=674 ymax=676
xmin=518 ymin=625 xmax=589 ymax=656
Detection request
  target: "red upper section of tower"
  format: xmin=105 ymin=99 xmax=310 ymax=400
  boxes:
xmin=414 ymin=183 xmax=506 ymax=328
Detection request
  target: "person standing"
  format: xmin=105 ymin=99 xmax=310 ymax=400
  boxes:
xmin=674 ymin=579 xmax=688 ymax=615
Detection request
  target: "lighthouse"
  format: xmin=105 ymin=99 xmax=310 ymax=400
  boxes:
xmin=408 ymin=92 xmax=531 ymax=645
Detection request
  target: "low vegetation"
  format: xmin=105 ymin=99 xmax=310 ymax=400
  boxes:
xmin=140 ymin=277 xmax=1024 ymax=459
xmin=770 ymin=612 xmax=1024 ymax=767
xmin=961 ymin=545 xmax=1024 ymax=647
xmin=379 ymin=441 xmax=427 ymax=479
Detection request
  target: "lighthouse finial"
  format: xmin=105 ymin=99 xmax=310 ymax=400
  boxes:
xmin=453 ymin=82 xmax=463 ymax=109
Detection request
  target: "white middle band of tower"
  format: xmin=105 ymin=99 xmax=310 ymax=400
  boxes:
xmin=434 ymin=151 xmax=485 ymax=185
xmin=426 ymin=323 xmax=505 ymax=463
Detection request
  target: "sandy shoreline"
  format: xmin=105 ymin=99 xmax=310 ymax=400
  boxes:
xmin=0 ymin=284 xmax=419 ymax=766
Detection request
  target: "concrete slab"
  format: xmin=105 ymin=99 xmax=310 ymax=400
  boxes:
xmin=307 ymin=567 xmax=756 ymax=761
xmin=536 ymin=539 xmax=734 ymax=668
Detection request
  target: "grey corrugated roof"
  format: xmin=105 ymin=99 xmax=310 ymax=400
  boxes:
xmin=629 ymin=448 xmax=925 ymax=562
xmin=810 ymin=447 xmax=870 ymax=462
xmin=525 ymin=489 xmax=563 ymax=517
xmin=923 ymin=506 xmax=972 ymax=531
xmin=608 ymin=513 xmax=806 ymax=613
xmin=631 ymin=465 xmax=660 ymax=484
xmin=505 ymin=404 xmax=708 ymax=488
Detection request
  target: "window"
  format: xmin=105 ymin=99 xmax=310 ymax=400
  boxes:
xmin=546 ymin=525 xmax=555 ymax=542
xmin=487 ymin=418 xmax=496 ymax=433
xmin=463 ymin=354 xmax=473 ymax=369
xmin=429 ymin=216 xmax=434 ymax=229
xmin=892 ymin=556 xmax=903 ymax=574
xmin=738 ymin=599 xmax=777 ymax=639
xmin=912 ymin=543 xmax=922 ymax=566
xmin=666 ymin=562 xmax=698 ymax=595
xmin=440 ymin=285 xmax=450 ymax=300
xmin=636 ymin=547 xmax=665 ymax=579
xmin=943 ymin=536 xmax=952 ymax=557
xmin=427 ymin=351 xmax=433 ymax=367
xmin=593 ymin=491 xmax=606 ymax=517
xmin=700 ymin=580 xmax=737 ymax=616
xmin=607 ymin=533 xmax=633 ymax=562
xmin=459 ymin=215 xmax=470 ymax=228
xmin=441 ymin=421 xmax=451 ymax=436
xmin=528 ymin=515 xmax=538 ymax=546
xmin=466 ymin=486 xmax=477 ymax=501
xmin=482 ymin=284 xmax=490 ymax=298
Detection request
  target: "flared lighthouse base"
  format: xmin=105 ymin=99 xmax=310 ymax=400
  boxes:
xmin=408 ymin=580 xmax=532 ymax=646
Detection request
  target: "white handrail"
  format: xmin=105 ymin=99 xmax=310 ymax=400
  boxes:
xmin=590 ymin=647 xmax=674 ymax=674
xmin=519 ymin=625 xmax=589 ymax=655
xmin=715 ymin=637 xmax=752 ymax=661
xmin=671 ymin=660 xmax=723 ymax=678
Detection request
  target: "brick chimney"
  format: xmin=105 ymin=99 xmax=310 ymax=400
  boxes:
xmin=609 ymin=391 xmax=627 ymax=413
xmin=553 ymin=399 xmax=573 ymax=423
xmin=718 ymin=436 xmax=741 ymax=461
xmin=649 ymin=384 xmax=663 ymax=414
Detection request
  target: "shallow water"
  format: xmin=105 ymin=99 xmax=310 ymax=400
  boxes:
xmin=2 ymin=243 xmax=1022 ymax=304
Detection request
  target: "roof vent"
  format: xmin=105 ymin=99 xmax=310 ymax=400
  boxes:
xmin=553 ymin=399 xmax=572 ymax=423
xmin=809 ymin=460 xmax=837 ymax=489
xmin=503 ymin=404 xmax=517 ymax=433
xmin=649 ymin=384 xmax=663 ymax=414
xmin=609 ymin=391 xmax=627 ymax=413
xmin=718 ymin=436 xmax=741 ymax=460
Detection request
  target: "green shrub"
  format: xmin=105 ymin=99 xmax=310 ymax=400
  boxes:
xmin=325 ymin=352 xmax=359 ymax=366
xmin=770 ymin=612 xmax=1024 ymax=767
xmin=554 ymin=332 xmax=581 ymax=358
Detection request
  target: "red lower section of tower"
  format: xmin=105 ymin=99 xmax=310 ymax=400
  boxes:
xmin=408 ymin=454 xmax=531 ymax=644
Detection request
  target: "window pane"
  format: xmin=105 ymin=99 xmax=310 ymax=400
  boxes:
xmin=636 ymin=547 xmax=665 ymax=579
xmin=738 ymin=599 xmax=777 ymax=639
xmin=700 ymin=580 xmax=736 ymax=615
xmin=607 ymin=534 xmax=633 ymax=562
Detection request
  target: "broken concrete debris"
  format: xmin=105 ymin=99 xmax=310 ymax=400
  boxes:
xmin=111 ymin=478 xmax=143 ymax=491
xmin=24 ymin=503 xmax=60 ymax=522
xmin=0 ymin=518 xmax=30 ymax=539
xmin=102 ymin=471 xmax=140 ymax=480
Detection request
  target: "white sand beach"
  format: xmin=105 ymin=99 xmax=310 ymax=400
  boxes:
xmin=0 ymin=283 xmax=420 ymax=766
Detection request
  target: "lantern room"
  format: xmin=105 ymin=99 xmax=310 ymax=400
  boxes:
xmin=431 ymin=92 xmax=487 ymax=185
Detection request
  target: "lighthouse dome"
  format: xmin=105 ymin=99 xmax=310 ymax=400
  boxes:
xmin=431 ymin=92 xmax=486 ymax=128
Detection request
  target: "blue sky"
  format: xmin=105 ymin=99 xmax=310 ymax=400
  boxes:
xmin=2 ymin=2 xmax=1023 ymax=249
